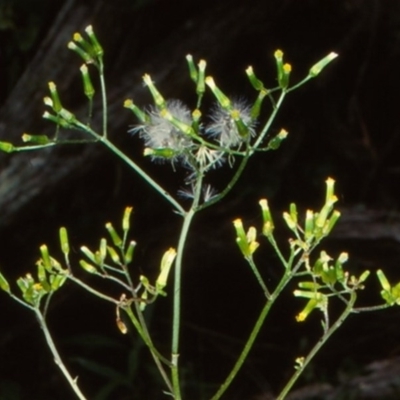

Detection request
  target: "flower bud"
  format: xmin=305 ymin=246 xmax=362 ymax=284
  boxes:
xmin=205 ymin=77 xmax=231 ymax=108
xmin=156 ymin=247 xmax=176 ymax=294
xmin=197 ymin=59 xmax=206 ymax=96
xmin=267 ymin=129 xmax=288 ymax=150
xmin=48 ymin=82 xmax=62 ymax=113
xmin=250 ymin=89 xmax=268 ymax=119
xmin=81 ymin=246 xmax=96 ymax=264
xmin=246 ymin=66 xmax=264 ymax=91
xmin=309 ymin=52 xmax=338 ymax=77
xmin=186 ymin=54 xmax=198 ymax=82
xmin=105 ymin=223 xmax=122 ymax=246
xmin=107 ymin=246 xmax=121 ymax=264
xmin=124 ymin=241 xmax=136 ymax=264
xmin=22 ymin=134 xmax=50 ymax=145
xmin=142 ymin=74 xmax=166 ymax=108
xmin=59 ymin=227 xmax=70 ymax=256
xmin=85 ymin=25 xmax=103 ymax=57
xmin=259 ymin=199 xmax=274 ymax=236
xmin=0 ymin=141 xmax=14 ymax=153
xmin=40 ymin=245 xmax=52 ymax=271
xmin=68 ymin=41 xmax=93 ymax=63
xmin=80 ymin=64 xmax=95 ymax=100
xmin=121 ymin=207 xmax=133 ymax=232
xmin=79 ymin=260 xmax=97 ymax=274
xmin=0 ymin=272 xmax=10 ymax=293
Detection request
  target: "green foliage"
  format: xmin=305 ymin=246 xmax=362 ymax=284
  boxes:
xmin=0 ymin=25 xmax=396 ymax=400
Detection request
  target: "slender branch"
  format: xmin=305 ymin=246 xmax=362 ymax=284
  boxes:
xmin=171 ymin=206 xmax=197 ymax=400
xmin=210 ymin=270 xmax=292 ymax=400
xmin=34 ymin=308 xmax=87 ymax=400
xmin=246 ymin=256 xmax=271 ymax=298
xmin=98 ymin=59 xmax=108 ymax=138
xmin=276 ymin=291 xmax=357 ymax=400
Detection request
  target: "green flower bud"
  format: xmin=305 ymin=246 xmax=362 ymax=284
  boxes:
xmin=122 ymin=206 xmax=133 ymax=232
xmin=304 ymin=209 xmax=315 ymax=240
xmin=250 ymin=89 xmax=268 ymax=119
xmin=59 ymin=227 xmax=70 ymax=256
xmin=279 ymin=63 xmax=291 ymax=89
xmin=377 ymin=269 xmax=391 ymax=292
xmin=267 ymin=129 xmax=288 ymax=150
xmin=309 ymin=52 xmax=338 ymax=78
xmin=298 ymin=281 xmax=321 ymax=290
xmin=143 ymin=148 xmax=177 ymax=159
xmin=205 ymin=76 xmax=231 ymax=109
xmin=259 ymin=199 xmax=274 ymax=236
xmin=0 ymin=272 xmax=10 ymax=293
xmin=68 ymin=41 xmax=93 ymax=64
xmin=295 ymin=298 xmax=319 ymax=322
xmin=99 ymin=238 xmax=107 ymax=261
xmin=48 ymin=82 xmax=62 ymax=113
xmin=124 ymin=241 xmax=136 ymax=264
xmin=124 ymin=99 xmax=148 ymax=123
xmin=283 ymin=211 xmax=297 ymax=231
xmin=322 ymin=210 xmax=341 ymax=236
xmin=0 ymin=141 xmax=15 ymax=153
xmin=59 ymin=108 xmax=77 ymax=124
xmin=50 ymin=274 xmax=67 ymax=291
xmin=160 ymin=109 xmax=195 ymax=136
xmin=80 ymin=64 xmax=95 ymax=100
xmin=156 ymin=247 xmax=176 ymax=295
xmin=22 ymin=134 xmax=51 ymax=144
xmin=196 ymin=59 xmax=206 ymax=96
xmin=79 ymin=260 xmax=97 ymax=274
xmin=85 ymin=25 xmax=103 ymax=57
xmin=233 ymin=219 xmax=258 ymax=257
xmin=246 ymin=66 xmax=264 ymax=91
xmin=107 ymin=246 xmax=121 ymax=264
xmin=81 ymin=246 xmax=97 ymax=264
xmin=40 ymin=245 xmax=52 ymax=271
xmin=105 ymin=223 xmax=122 ymax=246
xmin=358 ymin=270 xmax=370 ymax=283
xmin=186 ymin=54 xmax=198 ymax=82
xmin=142 ymin=74 xmax=166 ymax=108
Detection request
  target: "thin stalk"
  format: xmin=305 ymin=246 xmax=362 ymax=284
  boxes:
xmin=286 ymin=76 xmax=313 ymax=93
xmin=34 ymin=308 xmax=87 ymax=400
xmin=276 ymin=291 xmax=357 ymax=400
xmin=73 ymin=121 xmax=185 ymax=214
xmin=101 ymin=138 xmax=185 ymax=215
xmin=124 ymin=307 xmax=174 ymax=393
xmin=246 ymin=256 xmax=270 ymax=298
xmin=210 ymin=270 xmax=292 ymax=400
xmin=197 ymin=154 xmax=250 ymax=211
xmin=252 ymin=90 xmax=286 ymax=150
xmin=98 ymin=59 xmax=108 ymax=138
xmin=171 ymin=206 xmax=197 ymax=399
xmin=68 ymin=275 xmax=119 ymax=304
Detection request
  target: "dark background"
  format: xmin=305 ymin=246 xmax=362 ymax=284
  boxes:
xmin=1 ymin=0 xmax=400 ymax=399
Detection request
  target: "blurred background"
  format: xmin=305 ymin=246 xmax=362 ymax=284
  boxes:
xmin=1 ymin=0 xmax=400 ymax=399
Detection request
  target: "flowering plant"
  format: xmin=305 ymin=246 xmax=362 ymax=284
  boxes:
xmin=0 ymin=26 xmax=398 ymax=400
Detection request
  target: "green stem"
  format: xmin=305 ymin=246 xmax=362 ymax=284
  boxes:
xmin=34 ymin=308 xmax=87 ymax=400
xmin=210 ymin=270 xmax=291 ymax=400
xmin=171 ymin=206 xmax=197 ymax=399
xmin=246 ymin=256 xmax=270 ymax=298
xmin=252 ymin=90 xmax=286 ymax=150
xmin=124 ymin=307 xmax=174 ymax=393
xmin=72 ymin=121 xmax=185 ymax=215
xmin=197 ymin=154 xmax=250 ymax=211
xmin=276 ymin=291 xmax=357 ymax=400
xmin=68 ymin=275 xmax=119 ymax=304
xmin=98 ymin=59 xmax=108 ymax=138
